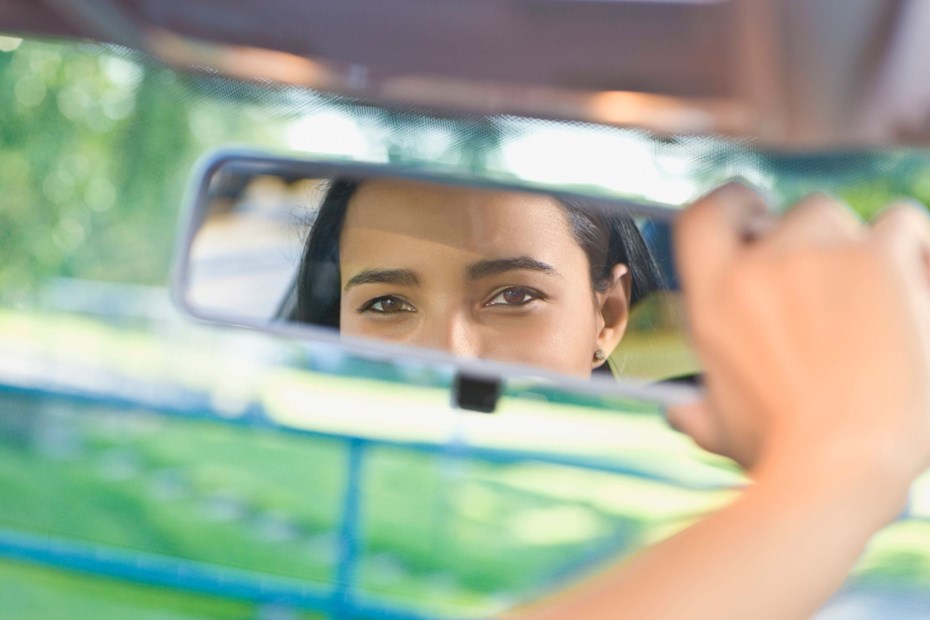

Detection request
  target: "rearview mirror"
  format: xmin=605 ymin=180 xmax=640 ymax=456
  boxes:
xmin=173 ymin=150 xmax=700 ymax=397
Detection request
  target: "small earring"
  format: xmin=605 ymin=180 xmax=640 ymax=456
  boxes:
xmin=593 ymin=348 xmax=606 ymax=361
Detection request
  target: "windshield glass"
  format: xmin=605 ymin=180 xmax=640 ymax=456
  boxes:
xmin=5 ymin=34 xmax=930 ymax=303
xmin=4 ymin=34 xmax=930 ymax=619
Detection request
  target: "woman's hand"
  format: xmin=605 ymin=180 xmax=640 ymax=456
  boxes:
xmin=667 ymin=183 xmax=930 ymax=521
xmin=516 ymin=184 xmax=930 ymax=620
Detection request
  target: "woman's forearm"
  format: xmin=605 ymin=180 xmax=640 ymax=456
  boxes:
xmin=516 ymin=465 xmax=902 ymax=620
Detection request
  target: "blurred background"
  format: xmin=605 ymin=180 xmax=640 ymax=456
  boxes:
xmin=4 ymin=34 xmax=930 ymax=619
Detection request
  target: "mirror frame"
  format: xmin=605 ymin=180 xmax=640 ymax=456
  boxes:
xmin=171 ymin=147 xmax=700 ymax=408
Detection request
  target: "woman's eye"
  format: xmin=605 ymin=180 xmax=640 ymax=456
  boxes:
xmin=360 ymin=296 xmax=416 ymax=314
xmin=485 ymin=287 xmax=542 ymax=307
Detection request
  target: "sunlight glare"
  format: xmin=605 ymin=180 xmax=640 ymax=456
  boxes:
xmin=501 ymin=126 xmax=697 ymax=204
xmin=0 ymin=36 xmax=22 ymax=52
xmin=286 ymin=111 xmax=387 ymax=161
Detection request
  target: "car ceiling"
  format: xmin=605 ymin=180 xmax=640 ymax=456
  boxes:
xmin=3 ymin=0 xmax=929 ymax=149
xmin=1 ymin=0 xmax=739 ymax=98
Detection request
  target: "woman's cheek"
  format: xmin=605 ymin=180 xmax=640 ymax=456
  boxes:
xmin=482 ymin=310 xmax=587 ymax=372
xmin=341 ymin=313 xmax=416 ymax=341
xmin=521 ymin=300 xmax=601 ymax=376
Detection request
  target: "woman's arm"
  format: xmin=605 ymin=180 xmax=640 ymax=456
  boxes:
xmin=514 ymin=184 xmax=930 ymax=619
xmin=519 ymin=457 xmax=900 ymax=619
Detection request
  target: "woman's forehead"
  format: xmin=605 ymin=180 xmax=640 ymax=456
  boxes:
xmin=342 ymin=178 xmax=573 ymax=249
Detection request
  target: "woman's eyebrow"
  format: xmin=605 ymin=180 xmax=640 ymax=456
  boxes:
xmin=466 ymin=257 xmax=558 ymax=281
xmin=344 ymin=268 xmax=420 ymax=291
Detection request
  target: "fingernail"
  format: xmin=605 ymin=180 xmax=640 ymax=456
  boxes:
xmin=704 ymin=178 xmax=774 ymax=212
xmin=718 ymin=177 xmax=766 ymax=198
xmin=736 ymin=180 xmax=778 ymax=211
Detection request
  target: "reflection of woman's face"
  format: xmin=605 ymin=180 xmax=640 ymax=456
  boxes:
xmin=338 ymin=179 xmax=630 ymax=377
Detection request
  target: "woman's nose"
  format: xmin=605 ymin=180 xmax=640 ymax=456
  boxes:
xmin=414 ymin=312 xmax=480 ymax=358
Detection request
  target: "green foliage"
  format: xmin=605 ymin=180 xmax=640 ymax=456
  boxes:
xmin=0 ymin=40 xmax=283 ymax=300
xmin=1 ymin=43 xmax=172 ymax=293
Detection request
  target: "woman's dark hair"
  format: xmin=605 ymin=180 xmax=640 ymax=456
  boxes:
xmin=293 ymin=179 xmax=664 ymax=327
xmin=294 ymin=179 xmax=359 ymax=327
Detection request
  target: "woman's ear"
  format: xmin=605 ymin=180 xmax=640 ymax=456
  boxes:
xmin=594 ymin=263 xmax=632 ymax=368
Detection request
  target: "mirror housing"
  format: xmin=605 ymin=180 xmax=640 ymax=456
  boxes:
xmin=172 ymin=148 xmax=702 ymax=407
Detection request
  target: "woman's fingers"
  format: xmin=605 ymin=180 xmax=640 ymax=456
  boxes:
xmin=670 ymin=185 xmax=930 ymax=482
xmin=872 ymin=202 xmax=930 ymax=285
xmin=671 ymin=182 xmax=768 ymax=464
xmin=757 ymin=193 xmax=866 ymax=253
xmin=665 ymin=399 xmax=721 ymax=455
xmin=673 ymin=182 xmax=768 ymax=308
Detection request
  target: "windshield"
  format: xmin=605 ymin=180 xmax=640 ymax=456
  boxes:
xmin=6 ymin=34 xmax=930 ymax=303
xmin=4 ymin=34 xmax=930 ymax=619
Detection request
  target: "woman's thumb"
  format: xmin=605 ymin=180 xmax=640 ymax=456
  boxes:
xmin=665 ymin=399 xmax=726 ymax=456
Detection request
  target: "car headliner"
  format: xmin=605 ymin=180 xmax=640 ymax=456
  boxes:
xmin=2 ymin=0 xmax=737 ymax=97
xmin=5 ymin=0 xmax=929 ymax=149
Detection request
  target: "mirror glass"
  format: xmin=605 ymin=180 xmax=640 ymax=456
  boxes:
xmin=178 ymin=153 xmax=700 ymax=383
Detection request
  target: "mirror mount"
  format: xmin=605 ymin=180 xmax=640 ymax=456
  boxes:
xmin=452 ymin=372 xmax=502 ymax=414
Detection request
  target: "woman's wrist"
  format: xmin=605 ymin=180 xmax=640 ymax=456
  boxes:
xmin=750 ymin=444 xmax=912 ymax=533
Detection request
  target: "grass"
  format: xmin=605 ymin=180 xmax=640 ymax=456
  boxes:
xmin=0 ymin=559 xmax=295 ymax=620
